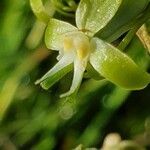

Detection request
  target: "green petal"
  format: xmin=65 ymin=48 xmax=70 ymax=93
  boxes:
xmin=45 ymin=19 xmax=77 ymax=50
xmin=90 ymin=38 xmax=150 ymax=90
xmin=76 ymin=0 xmax=122 ymax=36
xmin=35 ymin=54 xmax=73 ymax=89
xmin=30 ymin=0 xmax=50 ymax=24
xmin=40 ymin=64 xmax=73 ymax=90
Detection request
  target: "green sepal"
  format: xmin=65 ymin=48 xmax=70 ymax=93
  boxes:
xmin=45 ymin=18 xmax=77 ymax=50
xmin=90 ymin=38 xmax=150 ymax=90
xmin=40 ymin=64 xmax=73 ymax=90
xmin=76 ymin=0 xmax=122 ymax=36
xmin=30 ymin=0 xmax=50 ymax=24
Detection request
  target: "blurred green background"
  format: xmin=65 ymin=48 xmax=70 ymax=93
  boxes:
xmin=0 ymin=0 xmax=150 ymax=149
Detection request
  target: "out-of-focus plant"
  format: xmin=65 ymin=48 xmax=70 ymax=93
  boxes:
xmin=0 ymin=0 xmax=150 ymax=149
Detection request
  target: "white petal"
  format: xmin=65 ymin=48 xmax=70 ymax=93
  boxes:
xmin=60 ymin=58 xmax=87 ymax=98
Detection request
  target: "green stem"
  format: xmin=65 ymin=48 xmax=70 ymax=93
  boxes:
xmin=118 ymin=4 xmax=150 ymax=51
xmin=118 ymin=28 xmax=137 ymax=50
xmin=30 ymin=0 xmax=49 ymax=24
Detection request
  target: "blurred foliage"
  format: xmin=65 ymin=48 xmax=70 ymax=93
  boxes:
xmin=0 ymin=0 xmax=150 ymax=150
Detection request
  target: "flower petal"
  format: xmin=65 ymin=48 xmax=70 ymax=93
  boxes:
xmin=90 ymin=38 xmax=150 ymax=90
xmin=45 ymin=19 xmax=77 ymax=50
xmin=76 ymin=0 xmax=122 ymax=36
xmin=35 ymin=54 xmax=73 ymax=89
xmin=60 ymin=58 xmax=86 ymax=98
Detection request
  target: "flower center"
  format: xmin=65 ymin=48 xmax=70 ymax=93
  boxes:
xmin=63 ymin=32 xmax=90 ymax=60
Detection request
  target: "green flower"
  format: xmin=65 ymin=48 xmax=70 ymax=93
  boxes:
xmin=33 ymin=0 xmax=150 ymax=97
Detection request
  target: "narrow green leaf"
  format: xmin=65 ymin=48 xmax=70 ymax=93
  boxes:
xmin=90 ymin=38 xmax=150 ymax=90
xmin=0 ymin=0 xmax=29 ymax=56
xmin=45 ymin=19 xmax=77 ymax=50
xmin=76 ymin=0 xmax=122 ymax=36
xmin=97 ymin=0 xmax=150 ymax=42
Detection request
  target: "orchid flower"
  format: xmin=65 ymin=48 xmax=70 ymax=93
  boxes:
xmin=32 ymin=0 xmax=150 ymax=98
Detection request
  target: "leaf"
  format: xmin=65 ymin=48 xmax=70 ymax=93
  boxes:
xmin=45 ymin=19 xmax=77 ymax=50
xmin=30 ymin=0 xmax=50 ymax=24
xmin=97 ymin=0 xmax=150 ymax=42
xmin=0 ymin=0 xmax=28 ymax=56
xmin=76 ymin=0 xmax=122 ymax=36
xmin=90 ymin=38 xmax=150 ymax=90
